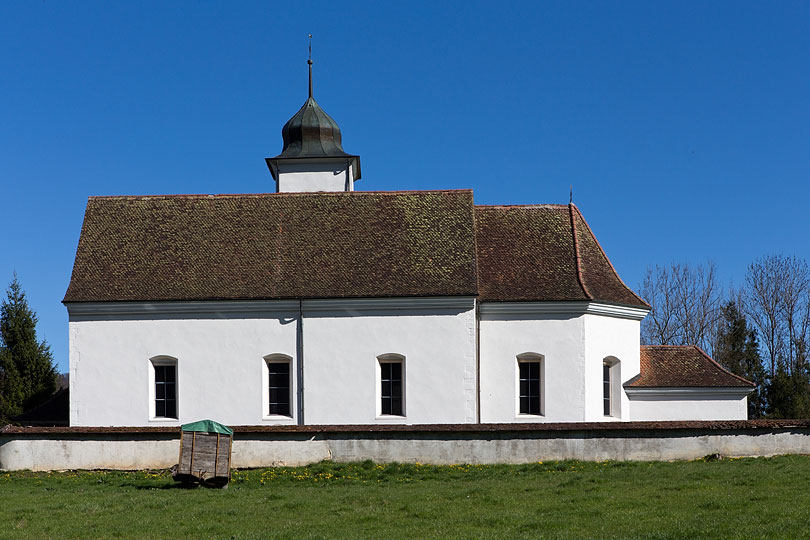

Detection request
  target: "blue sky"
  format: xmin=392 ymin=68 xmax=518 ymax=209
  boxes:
xmin=1 ymin=1 xmax=808 ymax=373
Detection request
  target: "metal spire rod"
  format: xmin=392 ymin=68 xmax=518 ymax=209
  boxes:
xmin=308 ymin=34 xmax=313 ymax=99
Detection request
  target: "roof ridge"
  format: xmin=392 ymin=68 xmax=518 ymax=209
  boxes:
xmin=474 ymin=203 xmax=568 ymax=209
xmin=569 ymin=203 xmax=593 ymax=300
xmin=88 ymin=189 xmax=475 ymax=200
xmin=692 ymin=345 xmax=756 ymax=387
xmin=569 ymin=204 xmax=650 ymax=309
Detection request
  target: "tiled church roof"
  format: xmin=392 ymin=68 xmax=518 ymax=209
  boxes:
xmin=474 ymin=204 xmax=648 ymax=306
xmin=626 ymin=345 xmax=755 ymax=388
xmin=63 ymin=192 xmax=647 ymax=307
xmin=63 ymin=190 xmax=478 ymax=302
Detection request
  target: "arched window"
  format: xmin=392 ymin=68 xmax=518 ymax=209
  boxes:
xmin=264 ymin=354 xmax=293 ymax=418
xmin=517 ymin=353 xmax=544 ymax=416
xmin=149 ymin=356 xmax=178 ymax=420
xmin=603 ymin=357 xmax=621 ymax=418
xmin=377 ymin=354 xmax=405 ymax=417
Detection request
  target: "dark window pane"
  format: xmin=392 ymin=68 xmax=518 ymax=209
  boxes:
xmin=529 ymin=396 xmax=540 ymax=415
xmin=270 ymin=401 xmax=290 ymax=416
xmin=520 ymin=396 xmax=530 ymax=413
xmin=520 ymin=380 xmax=530 ymax=396
xmin=166 ymin=399 xmax=176 ymax=419
xmin=519 ymin=361 xmax=541 ymax=414
xmin=519 ymin=362 xmax=530 ymax=379
xmin=268 ymin=362 xmax=291 ymax=417
xmin=270 ymin=363 xmax=289 ymax=375
xmin=155 ymin=365 xmax=177 ymax=418
xmin=380 ymin=361 xmax=404 ymax=416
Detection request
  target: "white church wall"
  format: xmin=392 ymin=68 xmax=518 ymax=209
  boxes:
xmin=479 ymin=303 xmax=647 ymax=423
xmin=582 ymin=313 xmax=641 ymax=421
xmin=628 ymin=392 xmax=749 ymax=421
xmin=67 ymin=302 xmax=300 ymax=427
xmin=276 ymin=161 xmax=355 ymax=192
xmin=67 ymin=298 xmax=476 ymax=427
xmin=301 ymin=298 xmax=477 ymax=425
xmin=479 ymin=308 xmax=586 ymax=423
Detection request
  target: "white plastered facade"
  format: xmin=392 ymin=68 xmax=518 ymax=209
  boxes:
xmin=67 ymin=298 xmax=750 ymax=427
xmin=479 ymin=302 xmax=644 ymax=423
xmin=67 ymin=298 xmax=476 ymax=427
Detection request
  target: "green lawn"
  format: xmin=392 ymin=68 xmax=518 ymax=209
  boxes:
xmin=2 ymin=456 xmax=810 ymax=539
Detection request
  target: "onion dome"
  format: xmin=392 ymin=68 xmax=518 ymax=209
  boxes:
xmin=266 ymin=54 xmax=361 ymax=187
xmin=275 ymin=95 xmax=351 ymax=158
xmin=272 ymin=57 xmax=355 ymax=159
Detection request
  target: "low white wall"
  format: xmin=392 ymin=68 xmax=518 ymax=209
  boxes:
xmin=629 ymin=395 xmax=749 ymax=421
xmin=3 ymin=423 xmax=810 ymax=471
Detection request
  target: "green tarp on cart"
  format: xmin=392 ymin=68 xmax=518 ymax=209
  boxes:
xmin=180 ymin=419 xmax=233 ymax=436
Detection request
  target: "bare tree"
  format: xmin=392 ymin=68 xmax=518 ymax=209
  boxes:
xmin=743 ymin=255 xmax=810 ymax=376
xmin=640 ymin=261 xmax=723 ymax=355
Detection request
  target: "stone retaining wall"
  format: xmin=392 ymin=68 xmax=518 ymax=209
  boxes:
xmin=2 ymin=421 xmax=810 ymax=471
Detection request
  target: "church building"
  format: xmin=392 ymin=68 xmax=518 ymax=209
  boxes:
xmin=63 ymin=62 xmax=754 ymax=427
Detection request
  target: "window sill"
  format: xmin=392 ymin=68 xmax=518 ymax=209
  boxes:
xmin=375 ymin=415 xmax=407 ymax=421
xmin=262 ymin=415 xmax=295 ymax=422
xmin=148 ymin=417 xmax=179 ymax=423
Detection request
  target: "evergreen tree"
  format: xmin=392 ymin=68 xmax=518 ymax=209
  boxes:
xmin=766 ymin=366 xmax=810 ymax=419
xmin=714 ymin=301 xmax=767 ymax=418
xmin=0 ymin=274 xmax=58 ymax=422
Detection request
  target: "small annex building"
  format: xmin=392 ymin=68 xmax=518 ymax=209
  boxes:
xmin=62 ymin=64 xmax=754 ymax=427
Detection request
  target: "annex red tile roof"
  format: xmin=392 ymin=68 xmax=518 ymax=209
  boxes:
xmin=474 ymin=204 xmax=648 ymax=306
xmin=626 ymin=345 xmax=755 ymax=388
xmin=63 ymin=192 xmax=647 ymax=307
xmin=63 ymin=190 xmax=478 ymax=302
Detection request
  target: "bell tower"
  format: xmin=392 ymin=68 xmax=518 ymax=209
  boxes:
xmin=266 ymin=50 xmax=361 ymax=193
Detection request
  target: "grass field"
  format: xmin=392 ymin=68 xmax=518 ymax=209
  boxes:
xmin=2 ymin=456 xmax=810 ymax=539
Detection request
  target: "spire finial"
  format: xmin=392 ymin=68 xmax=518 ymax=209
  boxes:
xmin=308 ymin=34 xmax=313 ymax=99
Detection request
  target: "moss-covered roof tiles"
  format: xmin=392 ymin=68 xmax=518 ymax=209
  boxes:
xmin=64 ymin=193 xmax=647 ymax=307
xmin=474 ymin=204 xmax=648 ymax=306
xmin=63 ymin=190 xmax=478 ymax=302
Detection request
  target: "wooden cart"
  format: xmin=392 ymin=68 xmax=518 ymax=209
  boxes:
xmin=172 ymin=420 xmax=233 ymax=488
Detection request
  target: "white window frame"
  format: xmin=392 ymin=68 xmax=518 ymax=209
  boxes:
xmin=262 ymin=354 xmax=294 ymax=420
xmin=376 ymin=353 xmax=406 ymax=419
xmin=516 ymin=353 xmax=545 ymax=417
xmin=603 ymin=357 xmax=621 ymax=418
xmin=148 ymin=356 xmax=179 ymax=422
